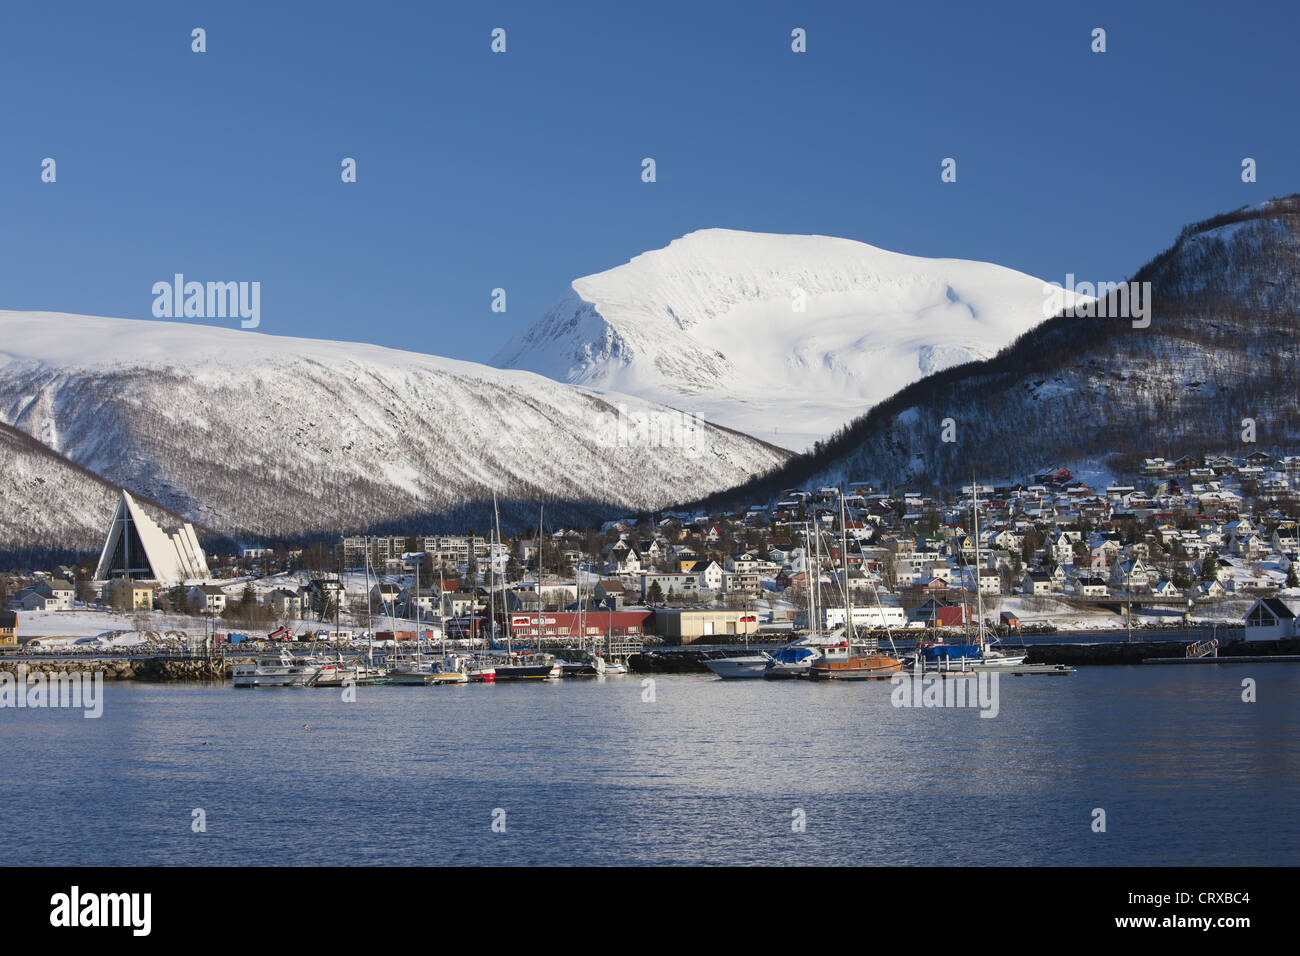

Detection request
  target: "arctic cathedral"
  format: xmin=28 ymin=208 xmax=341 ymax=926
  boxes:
xmin=93 ymin=490 xmax=210 ymax=587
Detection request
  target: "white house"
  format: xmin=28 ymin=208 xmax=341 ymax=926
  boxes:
xmin=691 ymin=560 xmax=724 ymax=592
xmin=33 ymin=579 xmax=75 ymax=610
xmin=1242 ymin=598 xmax=1300 ymax=641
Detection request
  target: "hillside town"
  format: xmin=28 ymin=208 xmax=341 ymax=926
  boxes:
xmin=5 ymin=452 xmax=1300 ymax=649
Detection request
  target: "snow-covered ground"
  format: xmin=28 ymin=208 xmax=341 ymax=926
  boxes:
xmin=988 ymin=595 xmax=1253 ymax=632
xmin=9 ymin=608 xmax=201 ymax=640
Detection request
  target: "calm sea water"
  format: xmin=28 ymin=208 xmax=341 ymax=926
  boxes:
xmin=1 ymin=665 xmax=1297 ymax=866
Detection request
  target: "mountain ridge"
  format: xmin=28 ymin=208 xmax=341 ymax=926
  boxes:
xmin=681 ymin=196 xmax=1300 ymax=510
xmin=493 ymin=227 xmax=1089 ymax=450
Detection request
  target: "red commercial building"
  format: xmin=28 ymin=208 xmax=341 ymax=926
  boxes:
xmin=499 ymin=610 xmax=652 ymax=640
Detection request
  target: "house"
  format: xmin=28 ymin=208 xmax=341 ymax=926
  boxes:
xmin=307 ymin=577 xmax=346 ymax=612
xmin=33 ymin=579 xmax=75 ymax=611
xmin=1074 ymin=575 xmax=1110 ymax=597
xmin=402 ymin=588 xmax=438 ymax=617
xmin=443 ymin=589 xmax=479 ymax=616
xmin=999 ymin=610 xmax=1020 ymax=629
xmin=104 ymin=579 xmax=155 ymax=610
xmin=977 ymin=568 xmax=1001 ymax=595
xmin=369 ymin=582 xmax=400 ymax=609
xmin=1194 ymin=579 xmax=1226 ymax=599
xmin=1110 ymin=559 xmax=1153 ymax=593
xmin=595 ymin=579 xmax=628 ymax=608
xmin=1021 ymin=571 xmax=1052 ymax=596
xmin=187 ymin=584 xmax=227 ymax=614
xmin=265 ymin=588 xmax=303 ymax=618
xmin=604 ymin=543 xmax=641 ymax=575
xmin=1151 ymin=580 xmax=1182 ymax=598
xmin=0 ymin=610 xmax=16 ymax=645
xmin=1242 ymin=597 xmax=1300 ymax=640
xmin=722 ymin=570 xmax=761 ymax=595
xmin=12 ymin=589 xmax=52 ymax=611
xmin=690 ymin=559 xmax=724 ymax=592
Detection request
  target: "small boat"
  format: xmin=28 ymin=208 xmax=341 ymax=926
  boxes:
xmin=232 ymin=651 xmax=324 ymax=687
xmin=603 ymin=660 xmax=629 ymax=675
xmin=807 ymin=641 xmax=903 ymax=680
xmin=493 ymin=652 xmax=561 ymax=681
xmin=428 ymin=654 xmax=470 ymax=685
xmin=388 ymin=657 xmax=441 ymax=685
xmin=763 ymin=643 xmax=821 ymax=679
xmin=704 ymin=653 xmax=773 ymax=679
xmin=559 ymin=652 xmax=606 ymax=677
xmin=308 ymin=657 xmax=359 ymax=687
xmin=466 ymin=659 xmax=496 ymax=683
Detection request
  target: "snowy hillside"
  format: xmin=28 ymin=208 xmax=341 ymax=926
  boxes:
xmin=493 ymin=229 xmax=1086 ymax=450
xmin=0 ymin=422 xmax=187 ymax=560
xmin=0 ymin=312 xmax=788 ymax=544
xmin=687 ymin=197 xmax=1300 ymax=506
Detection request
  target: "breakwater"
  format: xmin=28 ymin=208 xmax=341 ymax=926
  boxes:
xmin=1026 ymin=638 xmax=1300 ymax=665
xmin=0 ymin=657 xmax=231 ymax=682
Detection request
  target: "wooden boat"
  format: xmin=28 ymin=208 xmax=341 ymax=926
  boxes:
xmin=807 ymin=641 xmax=903 ymax=680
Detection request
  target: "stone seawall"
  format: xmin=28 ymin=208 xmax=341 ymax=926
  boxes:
xmin=1026 ymin=638 xmax=1300 ymax=665
xmin=0 ymin=658 xmax=232 ymax=682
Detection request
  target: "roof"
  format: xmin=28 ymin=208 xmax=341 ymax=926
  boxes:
xmin=1259 ymin=597 xmax=1300 ymax=619
xmin=94 ymin=490 xmax=209 ymax=587
xmin=0 ymin=610 xmax=16 ymax=628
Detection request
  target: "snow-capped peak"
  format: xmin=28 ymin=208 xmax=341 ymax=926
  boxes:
xmin=493 ymin=228 xmax=1083 ymax=450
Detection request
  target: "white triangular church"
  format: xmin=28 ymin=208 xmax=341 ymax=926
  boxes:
xmin=93 ymin=490 xmax=210 ymax=586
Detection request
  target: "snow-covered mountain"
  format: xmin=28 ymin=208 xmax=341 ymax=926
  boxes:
xmin=687 ymin=197 xmax=1300 ymax=505
xmin=0 ymin=312 xmax=788 ymax=545
xmin=493 ymin=229 xmax=1087 ymax=450
xmin=0 ymin=422 xmax=188 ymax=560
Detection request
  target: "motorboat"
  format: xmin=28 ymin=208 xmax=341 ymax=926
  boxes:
xmin=704 ymin=653 xmax=773 ymax=679
xmin=232 ymin=651 xmax=324 ymax=687
xmin=763 ymin=642 xmax=822 ymax=679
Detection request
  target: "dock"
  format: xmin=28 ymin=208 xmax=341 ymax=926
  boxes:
xmin=1143 ymin=655 xmax=1300 ymax=665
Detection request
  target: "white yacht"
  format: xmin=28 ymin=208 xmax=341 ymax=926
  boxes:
xmin=704 ymin=653 xmax=773 ymax=679
xmin=232 ymin=651 xmax=325 ymax=687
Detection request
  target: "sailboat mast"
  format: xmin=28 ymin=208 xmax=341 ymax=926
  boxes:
xmin=365 ymin=537 xmax=374 ymax=667
xmin=536 ymin=504 xmax=544 ymax=656
xmin=841 ymin=491 xmax=855 ymax=645
xmin=493 ymin=492 xmax=511 ymax=657
xmin=973 ymin=475 xmax=986 ymax=652
xmin=488 ymin=527 xmax=495 ymax=655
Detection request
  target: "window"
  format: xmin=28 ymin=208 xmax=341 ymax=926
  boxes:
xmin=1246 ymin=606 xmax=1275 ymax=628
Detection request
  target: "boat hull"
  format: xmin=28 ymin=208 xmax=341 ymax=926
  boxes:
xmin=807 ymin=655 xmax=903 ymax=680
xmin=704 ymin=656 xmax=770 ymax=679
xmin=493 ymin=664 xmax=557 ymax=681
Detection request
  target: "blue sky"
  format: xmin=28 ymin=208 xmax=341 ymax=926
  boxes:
xmin=1 ymin=0 xmax=1295 ymax=362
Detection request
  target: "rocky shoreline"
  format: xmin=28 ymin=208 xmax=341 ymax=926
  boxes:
xmin=0 ymin=657 xmax=231 ymax=682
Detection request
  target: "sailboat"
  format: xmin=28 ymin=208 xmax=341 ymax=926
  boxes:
xmin=388 ymin=561 xmax=440 ymax=685
xmin=558 ymin=566 xmax=607 ymax=676
xmin=807 ymin=492 xmax=904 ymax=680
xmin=911 ymin=479 xmax=1027 ymax=671
xmin=764 ymin=523 xmax=831 ymax=678
xmin=466 ymin=519 xmax=499 ymax=683
xmin=492 ymin=504 xmax=561 ymax=681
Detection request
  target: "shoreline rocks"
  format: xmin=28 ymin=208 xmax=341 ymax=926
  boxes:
xmin=0 ymin=657 xmax=232 ymax=682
